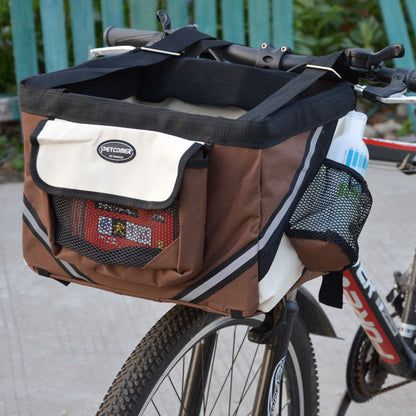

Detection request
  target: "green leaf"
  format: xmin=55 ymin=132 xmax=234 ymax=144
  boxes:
xmin=12 ymin=155 xmax=25 ymax=172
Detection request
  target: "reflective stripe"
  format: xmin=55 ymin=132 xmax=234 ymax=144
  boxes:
xmin=23 ymin=201 xmax=93 ymax=283
xmin=180 ymin=243 xmax=258 ymax=302
xmin=178 ymin=127 xmax=323 ymax=303
xmin=59 ymin=259 xmax=92 ymax=282
xmin=258 ymin=126 xmax=322 ymax=250
xmin=22 ymin=204 xmax=49 ymax=246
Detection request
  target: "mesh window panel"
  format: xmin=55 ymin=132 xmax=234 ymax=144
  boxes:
xmin=286 ymin=163 xmax=372 ymax=263
xmin=51 ymin=196 xmax=180 ymax=268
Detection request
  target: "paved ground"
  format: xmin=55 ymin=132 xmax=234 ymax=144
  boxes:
xmin=1 ymin=161 xmax=415 ymax=416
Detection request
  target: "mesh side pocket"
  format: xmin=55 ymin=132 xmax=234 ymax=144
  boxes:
xmin=51 ymin=196 xmax=180 ymax=268
xmin=286 ymin=160 xmax=372 ymax=265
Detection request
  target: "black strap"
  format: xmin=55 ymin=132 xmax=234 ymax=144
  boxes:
xmin=241 ymin=50 xmax=344 ymax=121
xmin=319 ymin=271 xmax=344 ymax=309
xmin=37 ymin=267 xmax=50 ymax=277
xmin=230 ymin=310 xmax=244 ymax=319
xmin=185 ymin=38 xmax=232 ymax=57
xmin=23 ymin=27 xmax=216 ymax=90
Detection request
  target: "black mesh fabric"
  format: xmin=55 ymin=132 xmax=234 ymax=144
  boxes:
xmin=51 ymin=196 xmax=180 ymax=268
xmin=286 ymin=161 xmax=372 ymax=263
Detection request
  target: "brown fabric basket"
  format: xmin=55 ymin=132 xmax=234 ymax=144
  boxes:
xmin=20 ymin=28 xmax=362 ymax=316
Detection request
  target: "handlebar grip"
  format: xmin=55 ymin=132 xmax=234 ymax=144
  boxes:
xmin=104 ymin=26 xmax=163 ymax=47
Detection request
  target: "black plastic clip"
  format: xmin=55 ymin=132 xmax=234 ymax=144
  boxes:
xmin=248 ymin=300 xmax=299 ymax=345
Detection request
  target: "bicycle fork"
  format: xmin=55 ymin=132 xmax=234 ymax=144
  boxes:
xmin=178 ymin=296 xmax=299 ymax=416
xmin=251 ymin=296 xmax=299 ymax=416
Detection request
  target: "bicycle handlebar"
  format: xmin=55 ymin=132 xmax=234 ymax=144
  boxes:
xmin=104 ymin=26 xmax=416 ymax=95
xmin=104 ymin=27 xmax=163 ymax=48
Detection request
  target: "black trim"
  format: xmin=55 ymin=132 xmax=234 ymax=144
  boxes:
xmin=29 ymin=120 xmax=204 ymax=210
xmin=191 ymin=255 xmax=258 ymax=304
xmin=21 ymin=27 xmax=215 ymax=89
xmin=22 ymin=198 xmax=96 ymax=284
xmin=23 ymin=214 xmax=51 ymax=254
xmin=68 ymin=264 xmax=91 ymax=281
xmin=21 ymin=82 xmax=355 ymax=149
xmin=23 ymin=194 xmax=48 ymax=235
xmin=23 ymin=214 xmax=78 ymax=281
xmin=37 ymin=268 xmax=49 ymax=277
xmin=285 ymin=155 xmax=372 ymax=267
xmin=240 ymin=51 xmax=344 ymax=121
xmin=52 ymin=278 xmax=71 ymax=286
xmin=53 ymin=231 xmax=163 ymax=268
xmin=257 ymin=123 xmax=337 ymax=280
xmin=186 ymin=146 xmax=210 ymax=169
xmin=323 ymin=157 xmax=369 ymax=184
xmin=285 ymin=228 xmax=356 ymax=264
xmin=174 ymin=125 xmax=339 ymax=303
xmin=173 ymin=239 xmax=258 ymax=301
xmin=319 ymin=271 xmax=344 ymax=308
xmin=231 ymin=310 xmax=244 ymax=319
xmin=20 ymin=26 xmax=355 ymax=149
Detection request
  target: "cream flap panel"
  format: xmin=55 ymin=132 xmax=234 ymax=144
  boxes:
xmin=33 ymin=119 xmax=202 ymax=206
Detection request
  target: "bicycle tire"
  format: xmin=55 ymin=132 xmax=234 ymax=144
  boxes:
xmin=96 ymin=304 xmax=318 ymax=416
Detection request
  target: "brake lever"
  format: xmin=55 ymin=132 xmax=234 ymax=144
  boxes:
xmin=345 ymin=44 xmax=405 ymax=71
xmin=355 ymin=84 xmax=416 ymax=105
xmin=354 ymin=67 xmax=415 ymax=104
xmin=378 ymin=92 xmax=416 ymax=105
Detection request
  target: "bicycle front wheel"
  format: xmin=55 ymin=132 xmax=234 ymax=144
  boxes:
xmin=96 ymin=304 xmax=318 ymax=416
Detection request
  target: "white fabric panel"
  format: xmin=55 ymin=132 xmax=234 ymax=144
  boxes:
xmin=127 ymin=97 xmax=247 ymax=119
xmin=35 ymin=118 xmax=200 ymax=203
xmin=258 ymin=234 xmax=305 ymax=312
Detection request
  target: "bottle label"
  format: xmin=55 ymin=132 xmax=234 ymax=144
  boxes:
xmin=345 ymin=149 xmax=368 ymax=176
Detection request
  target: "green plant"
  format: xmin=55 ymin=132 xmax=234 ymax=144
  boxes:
xmin=11 ymin=154 xmax=24 ymax=172
xmin=396 ymin=118 xmax=413 ymax=137
xmin=0 ymin=131 xmax=24 ymax=172
xmin=0 ymin=135 xmax=10 ymax=160
xmin=293 ymin=0 xmax=388 ymax=56
xmin=0 ymin=0 xmax=16 ymax=93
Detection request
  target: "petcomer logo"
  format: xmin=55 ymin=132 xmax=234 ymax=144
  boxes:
xmin=97 ymin=140 xmax=136 ymax=163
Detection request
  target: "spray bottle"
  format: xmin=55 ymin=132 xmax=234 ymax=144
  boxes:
xmin=327 ymin=110 xmax=369 ymax=177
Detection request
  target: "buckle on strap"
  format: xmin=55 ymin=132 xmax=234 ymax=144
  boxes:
xmin=140 ymin=46 xmax=181 ymax=56
xmin=305 ymin=64 xmax=342 ymax=79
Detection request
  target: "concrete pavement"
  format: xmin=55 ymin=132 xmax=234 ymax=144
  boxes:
xmin=1 ymin=161 xmax=415 ymax=415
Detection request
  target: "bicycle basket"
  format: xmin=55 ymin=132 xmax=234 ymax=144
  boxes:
xmin=21 ymin=27 xmax=359 ymax=317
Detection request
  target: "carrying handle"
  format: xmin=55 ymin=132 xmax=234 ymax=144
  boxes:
xmin=240 ymin=51 xmax=345 ymax=121
xmin=24 ymin=26 xmax=216 ymax=90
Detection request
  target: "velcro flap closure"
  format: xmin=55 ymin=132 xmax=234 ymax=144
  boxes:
xmin=30 ymin=118 xmax=204 ymax=209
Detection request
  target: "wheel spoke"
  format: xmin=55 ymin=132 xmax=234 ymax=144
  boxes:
xmin=232 ymin=344 xmax=262 ymax=416
xmin=97 ymin=306 xmax=318 ymax=416
xmin=229 ymin=326 xmax=237 ymax=416
xmin=168 ymin=374 xmax=182 ymax=403
xmin=207 ymin=326 xmax=252 ymax=416
xmin=167 ymin=374 xmax=192 ymax=416
xmin=204 ymin=333 xmax=219 ymax=415
xmin=232 ymin=364 xmax=263 ymax=416
xmin=151 ymin=399 xmax=162 ymax=416
xmin=181 ymin=355 xmax=186 ymax=400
